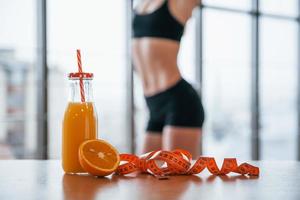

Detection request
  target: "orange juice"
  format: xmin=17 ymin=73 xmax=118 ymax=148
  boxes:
xmin=62 ymin=102 xmax=97 ymax=173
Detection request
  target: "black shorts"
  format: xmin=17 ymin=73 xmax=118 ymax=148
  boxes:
xmin=145 ymin=78 xmax=205 ymax=133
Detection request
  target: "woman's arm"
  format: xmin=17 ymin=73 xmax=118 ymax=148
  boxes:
xmin=170 ymin=0 xmax=201 ymax=25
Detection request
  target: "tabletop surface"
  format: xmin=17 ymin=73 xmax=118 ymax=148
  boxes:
xmin=0 ymin=160 xmax=300 ymax=200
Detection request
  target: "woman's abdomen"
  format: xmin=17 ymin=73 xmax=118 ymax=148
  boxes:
xmin=132 ymin=38 xmax=182 ymax=95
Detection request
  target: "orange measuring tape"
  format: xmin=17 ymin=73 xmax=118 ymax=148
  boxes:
xmin=116 ymin=149 xmax=259 ymax=177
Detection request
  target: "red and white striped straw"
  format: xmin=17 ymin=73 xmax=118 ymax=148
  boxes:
xmin=76 ymin=49 xmax=85 ymax=102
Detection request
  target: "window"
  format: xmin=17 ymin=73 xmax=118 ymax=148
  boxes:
xmin=1 ymin=0 xmax=299 ymax=160
xmin=47 ymin=0 xmax=128 ymax=158
xmin=260 ymin=17 xmax=298 ymax=159
xmin=178 ymin=13 xmax=197 ymax=84
xmin=202 ymin=10 xmax=252 ymax=159
xmin=202 ymin=0 xmax=251 ymax=11
xmin=260 ymin=0 xmax=298 ymax=17
xmin=133 ymin=1 xmax=300 ymax=160
xmin=0 ymin=0 xmax=37 ymax=159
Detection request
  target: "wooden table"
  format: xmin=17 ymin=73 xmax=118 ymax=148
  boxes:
xmin=0 ymin=160 xmax=300 ymax=200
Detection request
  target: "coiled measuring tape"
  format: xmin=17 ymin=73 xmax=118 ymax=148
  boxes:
xmin=116 ymin=149 xmax=259 ymax=178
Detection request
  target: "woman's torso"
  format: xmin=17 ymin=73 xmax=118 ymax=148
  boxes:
xmin=132 ymin=0 xmax=198 ymax=96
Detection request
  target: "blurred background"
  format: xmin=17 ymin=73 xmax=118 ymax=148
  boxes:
xmin=0 ymin=0 xmax=299 ymax=161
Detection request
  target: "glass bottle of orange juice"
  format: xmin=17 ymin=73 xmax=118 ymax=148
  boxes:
xmin=62 ymin=72 xmax=98 ymax=173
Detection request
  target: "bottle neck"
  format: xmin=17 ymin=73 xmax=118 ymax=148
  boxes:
xmin=69 ymin=79 xmax=94 ymax=102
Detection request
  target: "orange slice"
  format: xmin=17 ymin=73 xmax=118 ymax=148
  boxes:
xmin=79 ymin=139 xmax=120 ymax=176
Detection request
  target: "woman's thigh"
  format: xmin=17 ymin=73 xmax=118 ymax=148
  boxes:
xmin=162 ymin=126 xmax=202 ymax=158
xmin=142 ymin=132 xmax=162 ymax=154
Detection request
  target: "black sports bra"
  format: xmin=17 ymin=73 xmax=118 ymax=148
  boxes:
xmin=133 ymin=0 xmax=184 ymax=42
